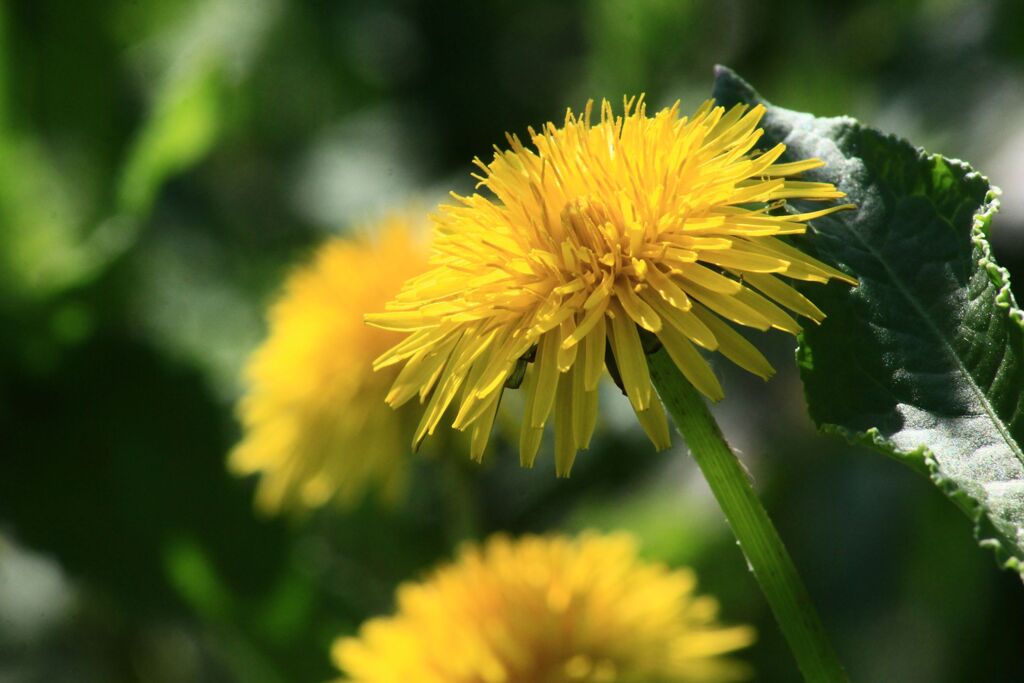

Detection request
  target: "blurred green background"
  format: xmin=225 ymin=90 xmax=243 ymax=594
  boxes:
xmin=2 ymin=1 xmax=1023 ymax=681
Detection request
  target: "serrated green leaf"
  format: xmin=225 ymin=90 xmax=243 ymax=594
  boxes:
xmin=712 ymin=66 xmax=1024 ymax=577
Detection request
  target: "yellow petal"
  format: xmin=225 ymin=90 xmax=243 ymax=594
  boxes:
xmin=759 ymin=237 xmax=857 ymax=285
xmin=518 ymin=364 xmax=545 ymax=467
xmin=742 ymin=272 xmax=825 ymax=322
xmin=554 ymin=370 xmax=578 ymax=476
xmin=734 ymin=287 xmax=802 ymax=334
xmin=645 ymin=265 xmax=692 ymax=310
xmin=571 ymin=357 xmax=599 ymax=449
xmin=645 ymin=293 xmax=719 ymax=351
xmin=607 ymin=303 xmax=652 ymax=412
xmin=657 ymin=325 xmax=724 ymax=402
xmin=563 ymin=296 xmax=609 ymax=349
xmin=635 ymin=402 xmax=671 ymax=451
xmin=685 ymin=283 xmax=771 ymax=331
xmin=470 ymin=391 xmax=502 ymax=462
xmin=691 ymin=303 xmax=775 ymax=379
xmin=582 ymin=314 xmax=607 ymax=391
xmin=615 ymin=280 xmax=662 ymax=332
xmin=678 ymin=263 xmax=743 ymax=294
xmin=698 ymin=248 xmax=789 ymax=274
xmin=530 ymin=329 xmax=563 ymax=428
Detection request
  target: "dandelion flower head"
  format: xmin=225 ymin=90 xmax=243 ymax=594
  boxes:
xmin=334 ymin=532 xmax=755 ymax=683
xmin=368 ymin=98 xmax=856 ymax=475
xmin=231 ymin=216 xmax=428 ymax=512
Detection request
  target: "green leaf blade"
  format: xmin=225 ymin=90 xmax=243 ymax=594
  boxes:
xmin=712 ymin=66 xmax=1024 ymax=575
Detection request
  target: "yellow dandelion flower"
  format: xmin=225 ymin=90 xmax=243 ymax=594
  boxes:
xmin=230 ymin=216 xmax=428 ymax=512
xmin=367 ymin=97 xmax=855 ymax=475
xmin=334 ymin=532 xmax=755 ymax=683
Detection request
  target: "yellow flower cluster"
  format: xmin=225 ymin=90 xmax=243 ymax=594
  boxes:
xmin=368 ymin=98 xmax=854 ymax=475
xmin=334 ymin=533 xmax=754 ymax=683
xmin=231 ymin=218 xmax=427 ymax=512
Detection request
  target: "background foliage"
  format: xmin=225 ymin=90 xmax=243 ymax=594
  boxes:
xmin=1 ymin=1 xmax=1023 ymax=681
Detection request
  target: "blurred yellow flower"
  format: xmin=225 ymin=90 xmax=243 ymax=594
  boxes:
xmin=334 ymin=532 xmax=754 ymax=683
xmin=368 ymin=98 xmax=855 ymax=475
xmin=231 ymin=217 xmax=427 ymax=512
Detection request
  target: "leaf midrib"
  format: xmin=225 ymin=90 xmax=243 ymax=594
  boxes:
xmin=834 ymin=193 xmax=1024 ymax=469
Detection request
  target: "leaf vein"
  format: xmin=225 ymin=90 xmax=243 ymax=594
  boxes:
xmin=833 ymin=199 xmax=1024 ymax=468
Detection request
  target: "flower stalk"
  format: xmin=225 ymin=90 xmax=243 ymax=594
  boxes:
xmin=648 ymin=348 xmax=847 ymax=683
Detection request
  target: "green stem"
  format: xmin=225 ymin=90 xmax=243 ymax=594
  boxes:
xmin=648 ymin=349 xmax=847 ymax=683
